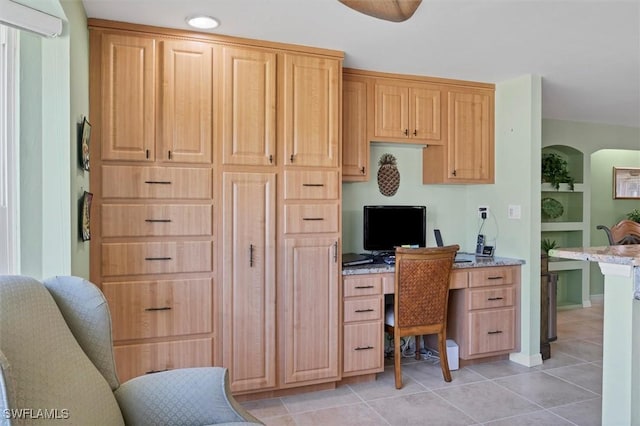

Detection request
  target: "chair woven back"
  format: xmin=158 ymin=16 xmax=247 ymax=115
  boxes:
xmin=395 ymin=245 xmax=458 ymax=328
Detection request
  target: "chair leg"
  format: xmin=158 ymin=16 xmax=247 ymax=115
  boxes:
xmin=438 ymin=332 xmax=452 ymax=382
xmin=394 ymin=333 xmax=402 ymax=389
xmin=415 ymin=335 xmax=421 ymax=360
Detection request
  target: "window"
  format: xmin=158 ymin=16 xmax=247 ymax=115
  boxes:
xmin=0 ymin=24 xmax=19 ymax=274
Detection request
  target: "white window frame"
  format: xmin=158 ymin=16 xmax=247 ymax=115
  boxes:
xmin=0 ymin=24 xmax=20 ymax=274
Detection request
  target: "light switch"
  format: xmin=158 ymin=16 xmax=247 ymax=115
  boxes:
xmin=508 ymin=205 xmax=521 ymax=219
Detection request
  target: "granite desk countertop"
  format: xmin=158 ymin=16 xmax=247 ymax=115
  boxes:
xmin=549 ymin=245 xmax=640 ymax=266
xmin=343 ymin=252 xmax=525 ymax=275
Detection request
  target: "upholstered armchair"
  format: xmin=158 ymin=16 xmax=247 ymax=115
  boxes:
xmin=0 ymin=275 xmax=262 ymax=425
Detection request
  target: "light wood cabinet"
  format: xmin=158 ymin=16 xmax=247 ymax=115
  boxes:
xmin=160 ymin=40 xmax=213 ymax=164
xmin=282 ymin=54 xmax=340 ymax=168
xmin=447 ymin=266 xmax=520 ymax=360
xmin=99 ymin=33 xmax=156 ymax=162
xmin=423 ymin=88 xmax=494 ymax=184
xmin=220 ymin=46 xmax=276 ymax=166
xmin=342 ymin=76 xmax=368 ymax=181
xmin=281 ymin=238 xmax=340 ymax=385
xmin=221 ymin=172 xmax=277 ymax=392
xmin=373 ymin=82 xmax=442 ymax=143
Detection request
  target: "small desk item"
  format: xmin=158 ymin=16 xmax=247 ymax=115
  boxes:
xmin=342 ymin=253 xmax=374 ymax=267
xmin=434 ymin=229 xmax=472 ymax=263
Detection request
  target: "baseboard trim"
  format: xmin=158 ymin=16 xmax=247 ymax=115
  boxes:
xmin=509 ymin=352 xmax=543 ymax=367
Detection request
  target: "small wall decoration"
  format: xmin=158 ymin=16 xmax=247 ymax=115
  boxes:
xmin=377 ymin=153 xmax=400 ymax=196
xmin=81 ymin=191 xmax=93 ymax=241
xmin=80 ymin=116 xmax=91 ymax=171
xmin=613 ymin=167 xmax=640 ymax=199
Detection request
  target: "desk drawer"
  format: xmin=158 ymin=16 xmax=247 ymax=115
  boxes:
xmin=284 ymin=170 xmax=339 ymax=200
xmin=284 ymin=204 xmax=339 ymax=234
xmin=344 ymin=297 xmax=383 ymax=323
xmin=468 ymin=308 xmax=515 ymax=356
xmin=101 ymin=204 xmax=212 ymax=237
xmin=101 ymin=241 xmax=212 ymax=277
xmin=468 ymin=286 xmax=515 ymax=310
xmin=343 ymin=322 xmax=383 ymax=374
xmin=344 ymin=275 xmax=383 ymax=297
xmin=102 ymin=165 xmax=211 ymax=199
xmin=114 ymin=338 xmax=213 ymax=382
xmin=103 ymin=278 xmax=212 ymax=340
xmin=469 ymin=267 xmax=516 ymax=288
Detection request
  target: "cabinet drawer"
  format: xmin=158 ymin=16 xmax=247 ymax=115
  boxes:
xmin=468 ymin=308 xmax=515 ymax=356
xmin=469 ymin=267 xmax=516 ymax=288
xmin=101 ymin=204 xmax=212 ymax=237
xmin=103 ymin=278 xmax=212 ymax=341
xmin=102 ymin=165 xmax=211 ymax=199
xmin=344 ymin=297 xmax=383 ymax=323
xmin=284 ymin=170 xmax=339 ymax=200
xmin=344 ymin=275 xmax=383 ymax=297
xmin=343 ymin=322 xmax=383 ymax=375
xmin=114 ymin=338 xmax=213 ymax=382
xmin=284 ymin=204 xmax=339 ymax=234
xmin=468 ymin=286 xmax=515 ymax=310
xmin=450 ymin=270 xmax=468 ymax=289
xmin=101 ymin=241 xmax=212 ymax=277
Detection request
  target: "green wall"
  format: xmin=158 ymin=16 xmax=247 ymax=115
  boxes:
xmin=343 ymin=75 xmax=544 ymax=366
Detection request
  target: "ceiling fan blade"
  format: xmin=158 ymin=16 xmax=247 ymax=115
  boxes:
xmin=338 ymin=0 xmax=423 ymax=22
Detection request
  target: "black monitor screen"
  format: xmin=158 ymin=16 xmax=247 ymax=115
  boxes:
xmin=363 ymin=205 xmax=426 ymax=252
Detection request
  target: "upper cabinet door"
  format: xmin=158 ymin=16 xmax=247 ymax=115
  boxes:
xmin=374 ymin=83 xmax=408 ymax=139
xmin=447 ymin=90 xmax=494 ymax=182
xmin=221 ymin=46 xmax=276 ymax=166
xmin=160 ymin=40 xmax=213 ymax=164
xmin=410 ymin=86 xmax=441 ymax=142
xmin=342 ymin=77 xmax=368 ymax=181
xmin=101 ymin=34 xmax=156 ymax=161
xmin=282 ymin=54 xmax=340 ymax=168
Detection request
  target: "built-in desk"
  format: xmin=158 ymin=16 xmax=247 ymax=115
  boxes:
xmin=341 ymin=254 xmax=524 ymax=378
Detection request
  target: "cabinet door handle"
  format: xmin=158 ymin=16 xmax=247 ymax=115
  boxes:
xmin=487 ymin=330 xmax=503 ymax=335
xmin=487 ymin=297 xmax=504 ymax=301
xmin=144 ymin=181 xmax=172 ymax=185
xmin=355 ymin=308 xmax=374 ymax=313
xmin=145 ymin=257 xmax=172 ymax=261
xmin=355 ymin=285 xmax=374 ymax=289
xmin=145 ymin=149 xmax=150 ymax=159
xmin=303 ymin=217 xmax=324 ymax=221
xmin=452 ymin=170 xmax=457 ymax=176
xmin=403 ymin=129 xmax=408 ymax=136
xmin=333 ymin=241 xmax=338 ymax=263
xmin=145 ymin=219 xmax=172 ymax=223
xmin=360 ymin=166 xmax=365 ymax=174
xmin=250 ymin=244 xmax=254 ymax=267
xmin=269 ymin=154 xmax=273 ymax=164
xmin=413 ymin=129 xmax=418 ymax=136
xmin=168 ymin=150 xmax=172 ymax=160
xmin=145 ymin=368 xmax=169 ymax=374
xmin=302 ymin=183 xmax=324 ymax=187
xmin=354 ymin=346 xmax=374 ymax=351
xmin=290 ymin=154 xmax=295 ymax=163
xmin=144 ymin=306 xmax=172 ymax=311
xmin=488 ymin=276 xmax=504 ymax=280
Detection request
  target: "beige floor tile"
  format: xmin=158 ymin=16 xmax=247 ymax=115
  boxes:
xmin=544 ymin=363 xmax=603 ymax=395
xmin=467 ymin=360 xmax=534 ymax=379
xmin=484 ymin=409 xmax=574 ymax=425
xmin=553 ymin=339 xmax=603 ymax=362
xmin=550 ymin=397 xmax=602 ymax=426
xmin=556 ymin=321 xmax=602 ymax=340
xmin=280 ymin=386 xmax=360 ymax=414
xmin=536 ymin=350 xmax=585 ymax=370
xmin=262 ymin=414 xmax=297 ymax=426
xmin=401 ymin=361 xmax=486 ymax=390
xmin=347 ymin=367 xmax=426 ymax=401
xmin=495 ymin=371 xmax=598 ymax=408
xmin=243 ymin=397 xmax=289 ymax=419
xmin=292 ymin=403 xmax=387 ymax=426
xmin=369 ymin=390 xmax=475 ymax=425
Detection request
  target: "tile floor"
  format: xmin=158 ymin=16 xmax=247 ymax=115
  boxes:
xmin=243 ymin=299 xmax=604 ymax=425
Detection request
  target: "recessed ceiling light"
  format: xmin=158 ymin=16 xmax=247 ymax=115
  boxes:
xmin=186 ymin=15 xmax=219 ymax=30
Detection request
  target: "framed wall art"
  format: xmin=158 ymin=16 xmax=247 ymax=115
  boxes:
xmin=613 ymin=167 xmax=640 ymax=199
xmin=81 ymin=191 xmax=93 ymax=241
xmin=80 ymin=116 xmax=91 ymax=171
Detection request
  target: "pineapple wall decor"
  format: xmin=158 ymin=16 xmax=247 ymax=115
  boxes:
xmin=377 ymin=153 xmax=400 ymax=196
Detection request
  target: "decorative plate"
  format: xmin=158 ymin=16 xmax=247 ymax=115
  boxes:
xmin=541 ymin=197 xmax=564 ymax=219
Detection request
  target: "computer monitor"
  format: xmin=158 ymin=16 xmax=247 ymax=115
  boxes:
xmin=363 ymin=205 xmax=426 ymax=253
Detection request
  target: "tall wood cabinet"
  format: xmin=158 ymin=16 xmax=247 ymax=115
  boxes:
xmin=89 ymin=19 xmax=343 ymax=394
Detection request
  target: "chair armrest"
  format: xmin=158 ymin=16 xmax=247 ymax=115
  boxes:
xmin=114 ymin=367 xmax=262 ymax=425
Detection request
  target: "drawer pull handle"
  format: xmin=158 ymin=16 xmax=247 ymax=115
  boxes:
xmin=355 ymin=285 xmax=374 ymax=289
xmin=302 ymin=183 xmax=324 ymax=187
xmin=144 ymin=180 xmax=172 ymax=185
xmin=487 ymin=276 xmax=504 ymax=280
xmin=487 ymin=330 xmax=503 ymax=335
xmin=355 ymin=308 xmax=374 ymax=313
xmin=145 ymin=257 xmax=172 ymax=261
xmin=145 ymin=306 xmax=172 ymax=311
xmin=145 ymin=368 xmax=169 ymax=374
xmin=303 ymin=217 xmax=324 ymax=221
xmin=487 ymin=297 xmax=504 ymax=301
xmin=145 ymin=219 xmax=172 ymax=223
xmin=354 ymin=346 xmax=374 ymax=351
xmin=250 ymin=244 xmax=254 ymax=267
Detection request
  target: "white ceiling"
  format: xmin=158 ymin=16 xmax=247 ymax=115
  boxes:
xmin=82 ymin=0 xmax=640 ymax=129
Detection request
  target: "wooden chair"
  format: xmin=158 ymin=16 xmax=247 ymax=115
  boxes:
xmin=596 ymin=220 xmax=640 ymax=245
xmin=384 ymin=244 xmax=459 ymax=389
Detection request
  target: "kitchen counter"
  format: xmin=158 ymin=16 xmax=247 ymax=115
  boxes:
xmin=343 ymin=252 xmax=525 ymax=275
xmin=549 ymin=245 xmax=640 ymax=425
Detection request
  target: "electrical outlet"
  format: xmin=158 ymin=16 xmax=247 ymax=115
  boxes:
xmin=478 ymin=205 xmax=489 ymax=219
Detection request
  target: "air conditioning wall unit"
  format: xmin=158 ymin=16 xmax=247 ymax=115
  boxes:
xmin=0 ymin=0 xmax=63 ymax=37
